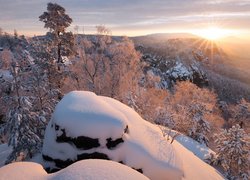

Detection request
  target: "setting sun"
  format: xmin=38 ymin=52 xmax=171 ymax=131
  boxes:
xmin=191 ymin=27 xmax=235 ymax=40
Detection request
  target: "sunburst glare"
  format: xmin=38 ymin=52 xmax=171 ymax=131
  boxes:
xmin=191 ymin=27 xmax=236 ymax=40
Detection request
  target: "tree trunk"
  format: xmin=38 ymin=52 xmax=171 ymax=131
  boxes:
xmin=57 ymin=31 xmax=62 ymax=66
xmin=57 ymin=42 xmax=61 ymax=63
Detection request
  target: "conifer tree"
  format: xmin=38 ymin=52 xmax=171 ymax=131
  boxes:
xmin=0 ymin=42 xmax=45 ymax=163
xmin=39 ymin=2 xmax=75 ymax=64
xmin=215 ymin=125 xmax=249 ymax=179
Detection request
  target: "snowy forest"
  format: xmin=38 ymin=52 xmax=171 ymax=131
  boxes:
xmin=0 ymin=2 xmax=249 ymax=180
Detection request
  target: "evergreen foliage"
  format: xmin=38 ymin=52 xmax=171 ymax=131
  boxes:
xmin=215 ymin=125 xmax=249 ymax=179
xmin=39 ymin=2 xmax=75 ymax=64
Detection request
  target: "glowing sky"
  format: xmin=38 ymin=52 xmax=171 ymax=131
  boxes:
xmin=0 ymin=0 xmax=250 ymax=36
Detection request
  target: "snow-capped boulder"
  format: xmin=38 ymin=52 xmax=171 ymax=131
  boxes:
xmin=52 ymin=159 xmax=149 ymax=180
xmin=42 ymin=91 xmax=183 ymax=180
xmin=0 ymin=162 xmax=47 ymax=180
xmin=0 ymin=160 xmax=149 ymax=180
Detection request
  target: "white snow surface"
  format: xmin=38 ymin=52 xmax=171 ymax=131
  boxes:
xmin=173 ymin=140 xmax=223 ymax=180
xmin=166 ymin=61 xmax=192 ymax=79
xmin=175 ymin=135 xmax=215 ymax=160
xmin=43 ymin=91 xmax=183 ymax=180
xmin=52 ymin=91 xmax=127 ymax=139
xmin=0 ymin=144 xmax=12 ymax=167
xmin=33 ymin=91 xmax=223 ymax=180
xmin=0 ymin=159 xmax=149 ymax=180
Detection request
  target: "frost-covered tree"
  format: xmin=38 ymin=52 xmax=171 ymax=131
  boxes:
xmin=39 ymin=2 xmax=75 ymax=64
xmin=75 ymin=27 xmax=109 ymax=92
xmin=28 ymin=37 xmax=61 ymax=116
xmin=107 ymin=36 xmax=141 ymax=100
xmin=215 ymin=125 xmax=249 ymax=179
xmin=74 ymin=26 xmax=141 ymax=101
xmin=0 ymin=44 xmax=45 ymax=163
xmin=0 ymin=49 xmax=12 ymax=127
xmin=3 ymin=97 xmax=44 ymax=164
xmin=230 ymin=99 xmax=250 ymax=130
xmin=27 ymin=65 xmax=59 ymax=118
xmin=136 ymin=88 xmax=168 ymax=123
xmin=0 ymin=34 xmax=61 ymax=163
xmin=30 ymin=36 xmax=65 ymax=91
xmin=167 ymin=81 xmax=221 ymax=146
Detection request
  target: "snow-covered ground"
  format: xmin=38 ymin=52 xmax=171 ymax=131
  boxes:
xmin=0 ymin=91 xmax=224 ymax=179
xmin=42 ymin=91 xmax=183 ymax=179
xmin=0 ymin=159 xmax=149 ymax=180
xmin=172 ymin=139 xmax=222 ymax=179
xmin=175 ymin=135 xmax=214 ymax=160
xmin=0 ymin=144 xmax=12 ymax=167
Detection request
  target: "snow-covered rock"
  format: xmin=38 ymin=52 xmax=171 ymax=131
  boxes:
xmin=42 ymin=91 xmax=183 ymax=179
xmin=0 ymin=162 xmax=47 ymax=180
xmin=0 ymin=159 xmax=149 ymax=180
xmin=139 ymin=45 xmax=209 ymax=89
xmin=52 ymin=159 xmax=149 ymax=180
xmin=0 ymin=91 xmax=224 ymax=180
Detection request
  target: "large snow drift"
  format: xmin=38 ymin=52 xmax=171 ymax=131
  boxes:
xmin=39 ymin=91 xmax=223 ymax=180
xmin=42 ymin=91 xmax=183 ymax=179
xmin=0 ymin=159 xmax=148 ymax=180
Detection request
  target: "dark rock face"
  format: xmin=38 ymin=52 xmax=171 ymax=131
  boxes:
xmin=43 ymin=154 xmax=74 ymax=169
xmin=77 ymin=152 xmax=110 ymax=161
xmin=43 ymin=152 xmax=110 ymax=173
xmin=134 ymin=168 xmax=143 ymax=174
xmin=56 ymin=128 xmax=100 ymax=150
xmin=42 ymin=123 xmax=126 ymax=173
xmin=191 ymin=70 xmax=208 ymax=87
xmin=42 ymin=122 xmax=146 ymax=175
xmin=106 ymin=137 xmax=124 ymax=149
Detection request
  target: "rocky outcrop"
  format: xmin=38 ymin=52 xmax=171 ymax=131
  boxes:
xmin=41 ymin=91 xmax=183 ymax=180
xmin=42 ymin=122 xmax=128 ymax=173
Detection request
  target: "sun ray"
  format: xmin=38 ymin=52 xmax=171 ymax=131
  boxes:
xmin=191 ymin=26 xmax=236 ymax=41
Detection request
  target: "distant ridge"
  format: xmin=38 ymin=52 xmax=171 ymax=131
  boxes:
xmin=132 ymin=33 xmax=199 ymax=39
xmin=131 ymin=33 xmax=201 ymax=45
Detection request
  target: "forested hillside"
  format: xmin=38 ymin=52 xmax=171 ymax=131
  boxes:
xmin=0 ymin=2 xmax=249 ymax=180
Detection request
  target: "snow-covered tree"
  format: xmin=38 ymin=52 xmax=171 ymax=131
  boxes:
xmin=30 ymin=36 xmax=65 ymax=91
xmin=136 ymin=88 xmax=168 ymax=123
xmin=0 ymin=34 xmax=61 ymax=163
xmin=230 ymin=99 xmax=250 ymax=130
xmin=0 ymin=43 xmax=45 ymax=163
xmin=167 ymin=81 xmax=220 ymax=146
xmin=215 ymin=125 xmax=249 ymax=179
xmin=29 ymin=36 xmax=61 ymax=115
xmin=39 ymin=2 xmax=75 ymax=64
xmin=74 ymin=26 xmax=141 ymax=101
xmin=3 ymin=97 xmax=44 ymax=164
